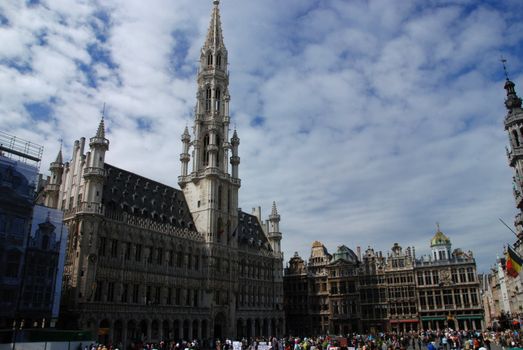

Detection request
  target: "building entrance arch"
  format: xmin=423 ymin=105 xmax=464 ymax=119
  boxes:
xmin=214 ymin=312 xmax=226 ymax=339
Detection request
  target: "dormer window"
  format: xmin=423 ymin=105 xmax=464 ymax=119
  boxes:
xmin=207 ymin=53 xmax=213 ymax=66
xmin=217 ymin=53 xmax=222 ymax=68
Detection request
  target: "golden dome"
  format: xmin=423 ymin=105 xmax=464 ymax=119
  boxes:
xmin=430 ymin=230 xmax=451 ymax=247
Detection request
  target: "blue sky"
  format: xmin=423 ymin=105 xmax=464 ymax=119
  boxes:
xmin=1 ymin=0 xmax=523 ymax=273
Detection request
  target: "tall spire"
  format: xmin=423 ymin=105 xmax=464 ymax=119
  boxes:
xmin=96 ymin=105 xmax=106 ymax=139
xmin=205 ymin=0 xmax=225 ymax=52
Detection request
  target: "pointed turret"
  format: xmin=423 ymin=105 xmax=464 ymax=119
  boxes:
xmin=84 ymin=110 xmax=109 ymax=206
xmin=54 ymin=147 xmax=63 ymax=164
xmin=230 ymin=129 xmax=240 ymax=179
xmin=43 ymin=146 xmax=64 ymax=208
xmin=267 ymin=201 xmax=282 ymax=254
xmin=180 ymin=126 xmax=191 ymax=177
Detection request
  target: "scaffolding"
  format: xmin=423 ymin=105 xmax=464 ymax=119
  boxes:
xmin=0 ymin=130 xmax=43 ymax=169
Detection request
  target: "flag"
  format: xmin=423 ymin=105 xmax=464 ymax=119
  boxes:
xmin=506 ymin=245 xmax=523 ymax=277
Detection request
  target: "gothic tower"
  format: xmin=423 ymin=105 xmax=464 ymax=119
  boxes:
xmin=43 ymin=147 xmax=64 ymax=208
xmin=503 ymin=73 xmax=523 ymax=239
xmin=179 ymin=0 xmax=239 ymax=246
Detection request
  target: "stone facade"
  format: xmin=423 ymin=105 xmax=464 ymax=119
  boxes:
xmin=416 ymin=230 xmax=483 ymax=330
xmin=385 ymin=243 xmax=418 ymax=332
xmin=284 ymin=229 xmax=483 ymax=334
xmin=39 ymin=1 xmax=284 ymax=345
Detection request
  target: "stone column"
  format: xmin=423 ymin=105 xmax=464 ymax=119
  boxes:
xmin=147 ymin=320 xmax=152 ymax=342
xmin=188 ymin=320 xmax=193 ymax=341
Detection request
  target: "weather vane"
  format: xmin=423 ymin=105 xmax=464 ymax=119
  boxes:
xmin=501 ymin=55 xmax=510 ymax=80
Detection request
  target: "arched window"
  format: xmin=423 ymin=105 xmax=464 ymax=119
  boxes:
xmin=205 ymin=88 xmax=212 ymax=112
xmin=217 ymin=53 xmax=222 ymax=68
xmin=513 ymin=130 xmax=520 ymax=147
xmin=203 ymin=134 xmax=210 ymax=166
xmin=216 ymin=134 xmax=221 ymax=167
xmin=215 ymin=88 xmax=221 ymax=112
xmin=218 ymin=185 xmax=222 ymax=210
xmin=207 ymin=52 xmax=213 ymax=66
xmin=217 ymin=218 xmax=224 ymax=242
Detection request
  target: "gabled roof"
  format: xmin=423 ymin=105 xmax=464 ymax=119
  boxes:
xmin=236 ymin=210 xmax=272 ymax=251
xmin=102 ymin=163 xmax=195 ymax=230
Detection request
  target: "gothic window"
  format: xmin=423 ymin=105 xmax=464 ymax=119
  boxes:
xmin=110 ymin=239 xmax=118 ymax=258
xmin=217 ymin=53 xmax=222 ymax=67
xmin=205 ymin=88 xmax=212 ymax=111
xmin=147 ymin=246 xmax=153 ymax=263
xmin=99 ymin=237 xmax=107 ymax=257
xmin=194 ymin=254 xmax=199 ymax=271
xmin=177 ymin=247 xmax=183 ymax=267
xmin=513 ymin=130 xmax=520 ymax=147
xmin=218 ymin=185 xmax=222 ymax=210
xmin=168 ymin=250 xmax=174 ymax=267
xmin=135 ymin=244 xmax=142 ymax=262
xmin=217 ymin=218 xmax=224 ymax=242
xmin=216 ymin=134 xmax=221 ymax=167
xmin=207 ymin=52 xmax=213 ymax=66
xmin=132 ymin=284 xmax=139 ymax=303
xmin=203 ymin=134 xmax=210 ymax=166
xmin=157 ymin=248 xmax=163 ymax=265
xmin=215 ymin=88 xmax=221 ymax=111
xmin=107 ymin=282 xmax=115 ymax=302
xmin=121 ymin=284 xmax=128 ymax=303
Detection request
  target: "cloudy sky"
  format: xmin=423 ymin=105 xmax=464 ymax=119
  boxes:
xmin=1 ymin=0 xmax=523 ymax=273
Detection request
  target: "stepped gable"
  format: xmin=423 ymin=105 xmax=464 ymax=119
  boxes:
xmin=102 ymin=163 xmax=195 ymax=230
xmin=236 ymin=210 xmax=272 ymax=251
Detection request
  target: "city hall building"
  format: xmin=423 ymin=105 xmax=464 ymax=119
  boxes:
xmin=39 ymin=1 xmax=284 ymax=345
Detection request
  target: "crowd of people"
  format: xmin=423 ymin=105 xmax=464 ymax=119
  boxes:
xmin=86 ymin=328 xmax=523 ymax=350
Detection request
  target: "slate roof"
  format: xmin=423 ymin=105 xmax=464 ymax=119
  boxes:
xmin=236 ymin=210 xmax=272 ymax=251
xmin=102 ymin=163 xmax=195 ymax=230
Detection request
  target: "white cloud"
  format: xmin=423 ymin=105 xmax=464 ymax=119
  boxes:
xmin=1 ymin=0 xmax=522 ymax=273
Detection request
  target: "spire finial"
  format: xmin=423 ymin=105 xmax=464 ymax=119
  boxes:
xmin=436 ymin=222 xmax=440 ymax=232
xmin=54 ymin=140 xmax=63 ymax=164
xmin=271 ymin=201 xmax=278 ymax=215
xmin=501 ymin=55 xmax=510 ymax=81
xmin=95 ymin=104 xmax=106 ymax=139
xmin=213 ymin=0 xmax=219 ymax=5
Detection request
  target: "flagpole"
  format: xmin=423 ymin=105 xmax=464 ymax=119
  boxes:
xmin=499 ymin=218 xmax=520 ymax=240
